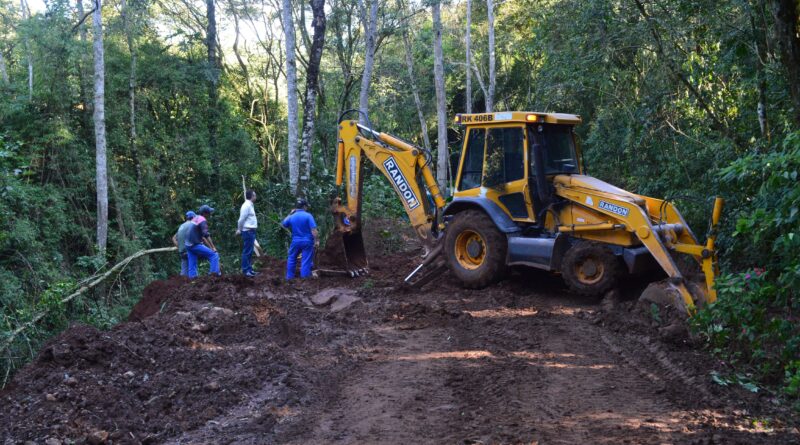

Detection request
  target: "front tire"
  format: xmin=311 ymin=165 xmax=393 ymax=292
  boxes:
xmin=444 ymin=210 xmax=507 ymax=288
xmin=561 ymin=241 xmax=621 ymax=297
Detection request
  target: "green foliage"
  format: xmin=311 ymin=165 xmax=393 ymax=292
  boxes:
xmin=719 ymin=133 xmax=800 ymax=275
xmin=361 ymin=173 xmax=407 ymax=220
xmin=693 ymin=132 xmax=800 ymax=401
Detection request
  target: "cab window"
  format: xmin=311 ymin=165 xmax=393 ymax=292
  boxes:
xmin=529 ymin=124 xmax=578 ymax=175
xmin=458 ymin=128 xmax=485 ymax=190
xmin=484 ymin=126 xmax=525 ymax=187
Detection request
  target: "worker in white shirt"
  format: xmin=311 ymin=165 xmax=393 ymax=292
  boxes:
xmin=236 ymin=189 xmax=259 ymax=277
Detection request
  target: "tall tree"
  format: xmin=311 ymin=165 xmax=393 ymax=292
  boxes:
xmin=0 ymin=50 xmax=8 ymax=85
xmin=770 ymin=0 xmax=800 ymax=126
xmin=749 ymin=0 xmax=771 ymax=141
xmin=206 ymin=0 xmax=220 ymax=182
xmin=299 ymin=0 xmax=327 ymax=194
xmin=120 ymin=0 xmax=143 ymax=190
xmin=402 ymin=30 xmax=430 ymax=150
xmin=76 ymin=0 xmax=92 ymax=113
xmin=432 ymin=0 xmax=448 ymax=191
xmin=465 ymin=0 xmax=472 ymax=114
xmin=485 ymin=0 xmax=495 ymax=112
xmin=329 ymin=0 xmax=359 ymax=115
xmin=283 ymin=0 xmax=300 ymax=192
xmin=92 ymin=0 xmax=108 ymax=252
xmin=357 ymin=0 xmax=378 ymax=123
xmin=19 ymin=0 xmax=32 ymax=100
xmin=121 ymin=0 xmax=137 ymax=147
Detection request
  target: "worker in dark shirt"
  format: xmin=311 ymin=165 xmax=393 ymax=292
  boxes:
xmin=172 ymin=210 xmax=197 ymax=276
xmin=282 ymin=198 xmax=318 ymax=279
xmin=186 ymin=205 xmax=221 ymax=278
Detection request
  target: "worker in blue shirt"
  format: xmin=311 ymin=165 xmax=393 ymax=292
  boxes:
xmin=282 ymin=198 xmax=319 ymax=279
xmin=186 ymin=205 xmax=221 ymax=278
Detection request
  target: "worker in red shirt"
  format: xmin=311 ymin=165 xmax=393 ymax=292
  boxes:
xmin=186 ymin=205 xmax=220 ymax=278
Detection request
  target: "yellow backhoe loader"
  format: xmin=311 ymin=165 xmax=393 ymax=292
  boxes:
xmin=330 ymin=110 xmax=724 ymax=313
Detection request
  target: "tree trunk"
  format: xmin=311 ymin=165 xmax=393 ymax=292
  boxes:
xmin=125 ymin=8 xmax=137 ymax=148
xmin=750 ymin=1 xmax=771 ymax=143
xmin=486 ymin=0 xmax=495 ymax=112
xmin=206 ymin=0 xmax=220 ymax=184
xmin=432 ymin=1 xmax=448 ymax=192
xmin=109 ymin=174 xmax=127 ymax=240
xmin=92 ymin=0 xmax=108 ymax=253
xmin=120 ymin=0 xmax=140 ymax=174
xmin=20 ymin=0 xmax=32 ymax=100
xmin=76 ymin=0 xmax=91 ymax=113
xmin=465 ymin=0 xmax=472 ymax=114
xmin=358 ymin=0 xmax=378 ymax=124
xmin=402 ymin=31 xmax=430 ymax=150
xmin=770 ymin=0 xmax=800 ymax=127
xmin=0 ymin=51 xmax=8 ymax=85
xmin=229 ymin=1 xmax=252 ymax=99
xmin=299 ymin=0 xmax=327 ymax=196
xmin=283 ymin=0 xmax=300 ymax=193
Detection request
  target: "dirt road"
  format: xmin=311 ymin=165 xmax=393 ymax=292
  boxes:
xmin=2 ymin=253 xmax=798 ymax=444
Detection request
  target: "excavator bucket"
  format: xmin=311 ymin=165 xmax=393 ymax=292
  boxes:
xmin=638 ymin=280 xmax=710 ymax=318
xmin=342 ymin=229 xmax=368 ymax=271
xmin=321 ymin=195 xmax=369 ymax=276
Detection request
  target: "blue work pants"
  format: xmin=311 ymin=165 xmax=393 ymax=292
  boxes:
xmin=187 ymin=244 xmax=221 ymax=278
xmin=241 ymin=230 xmax=256 ymax=274
xmin=286 ymin=240 xmax=314 ymax=279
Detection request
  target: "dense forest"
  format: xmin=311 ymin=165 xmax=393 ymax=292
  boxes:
xmin=0 ymin=0 xmax=798 ymax=404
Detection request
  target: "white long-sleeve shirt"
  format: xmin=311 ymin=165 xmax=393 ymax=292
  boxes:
xmin=237 ymin=200 xmax=258 ymax=231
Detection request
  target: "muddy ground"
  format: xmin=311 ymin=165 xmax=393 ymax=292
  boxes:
xmin=2 ymin=245 xmax=799 ymax=444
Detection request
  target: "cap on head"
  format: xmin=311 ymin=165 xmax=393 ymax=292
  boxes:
xmin=295 ymin=198 xmax=308 ymax=209
xmin=198 ymin=204 xmax=215 ymax=215
xmin=185 ymin=210 xmax=197 ymax=220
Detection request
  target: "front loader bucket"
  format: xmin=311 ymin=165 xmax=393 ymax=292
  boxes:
xmin=639 ymin=280 xmax=710 ymax=319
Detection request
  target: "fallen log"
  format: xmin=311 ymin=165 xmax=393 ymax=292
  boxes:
xmin=0 ymin=247 xmax=177 ymax=357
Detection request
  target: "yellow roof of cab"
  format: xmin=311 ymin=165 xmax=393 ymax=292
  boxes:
xmin=454 ymin=111 xmax=582 ymax=126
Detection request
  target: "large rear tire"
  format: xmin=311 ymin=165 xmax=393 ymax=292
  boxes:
xmin=444 ymin=210 xmax=508 ymax=289
xmin=561 ymin=241 xmax=621 ymax=297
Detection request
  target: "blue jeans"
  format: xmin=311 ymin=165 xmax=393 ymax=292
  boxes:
xmin=241 ymin=229 xmax=256 ymax=274
xmin=187 ymin=244 xmax=221 ymax=278
xmin=286 ymin=240 xmax=314 ymax=279
xmin=180 ymin=251 xmax=189 ymax=276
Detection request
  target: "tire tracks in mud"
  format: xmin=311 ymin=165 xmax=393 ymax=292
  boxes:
xmin=444 ymin=304 xmax=687 ymax=444
xmin=274 ymin=290 xmax=796 ymax=444
xmin=282 ymin=326 xmax=461 ymax=444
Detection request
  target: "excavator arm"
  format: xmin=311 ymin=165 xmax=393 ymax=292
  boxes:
xmin=331 ymin=118 xmax=446 ymax=272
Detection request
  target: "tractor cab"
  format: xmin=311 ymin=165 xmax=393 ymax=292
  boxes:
xmin=452 ymin=111 xmax=583 ymax=225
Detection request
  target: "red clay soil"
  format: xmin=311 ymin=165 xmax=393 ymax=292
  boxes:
xmin=2 ymin=244 xmax=799 ymax=444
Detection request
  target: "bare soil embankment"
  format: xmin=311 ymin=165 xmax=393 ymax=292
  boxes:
xmin=2 ymin=248 xmax=798 ymax=444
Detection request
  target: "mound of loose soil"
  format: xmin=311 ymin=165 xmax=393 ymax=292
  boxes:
xmin=0 ymin=269 xmax=352 ymax=444
xmin=127 ymin=276 xmax=189 ymax=321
